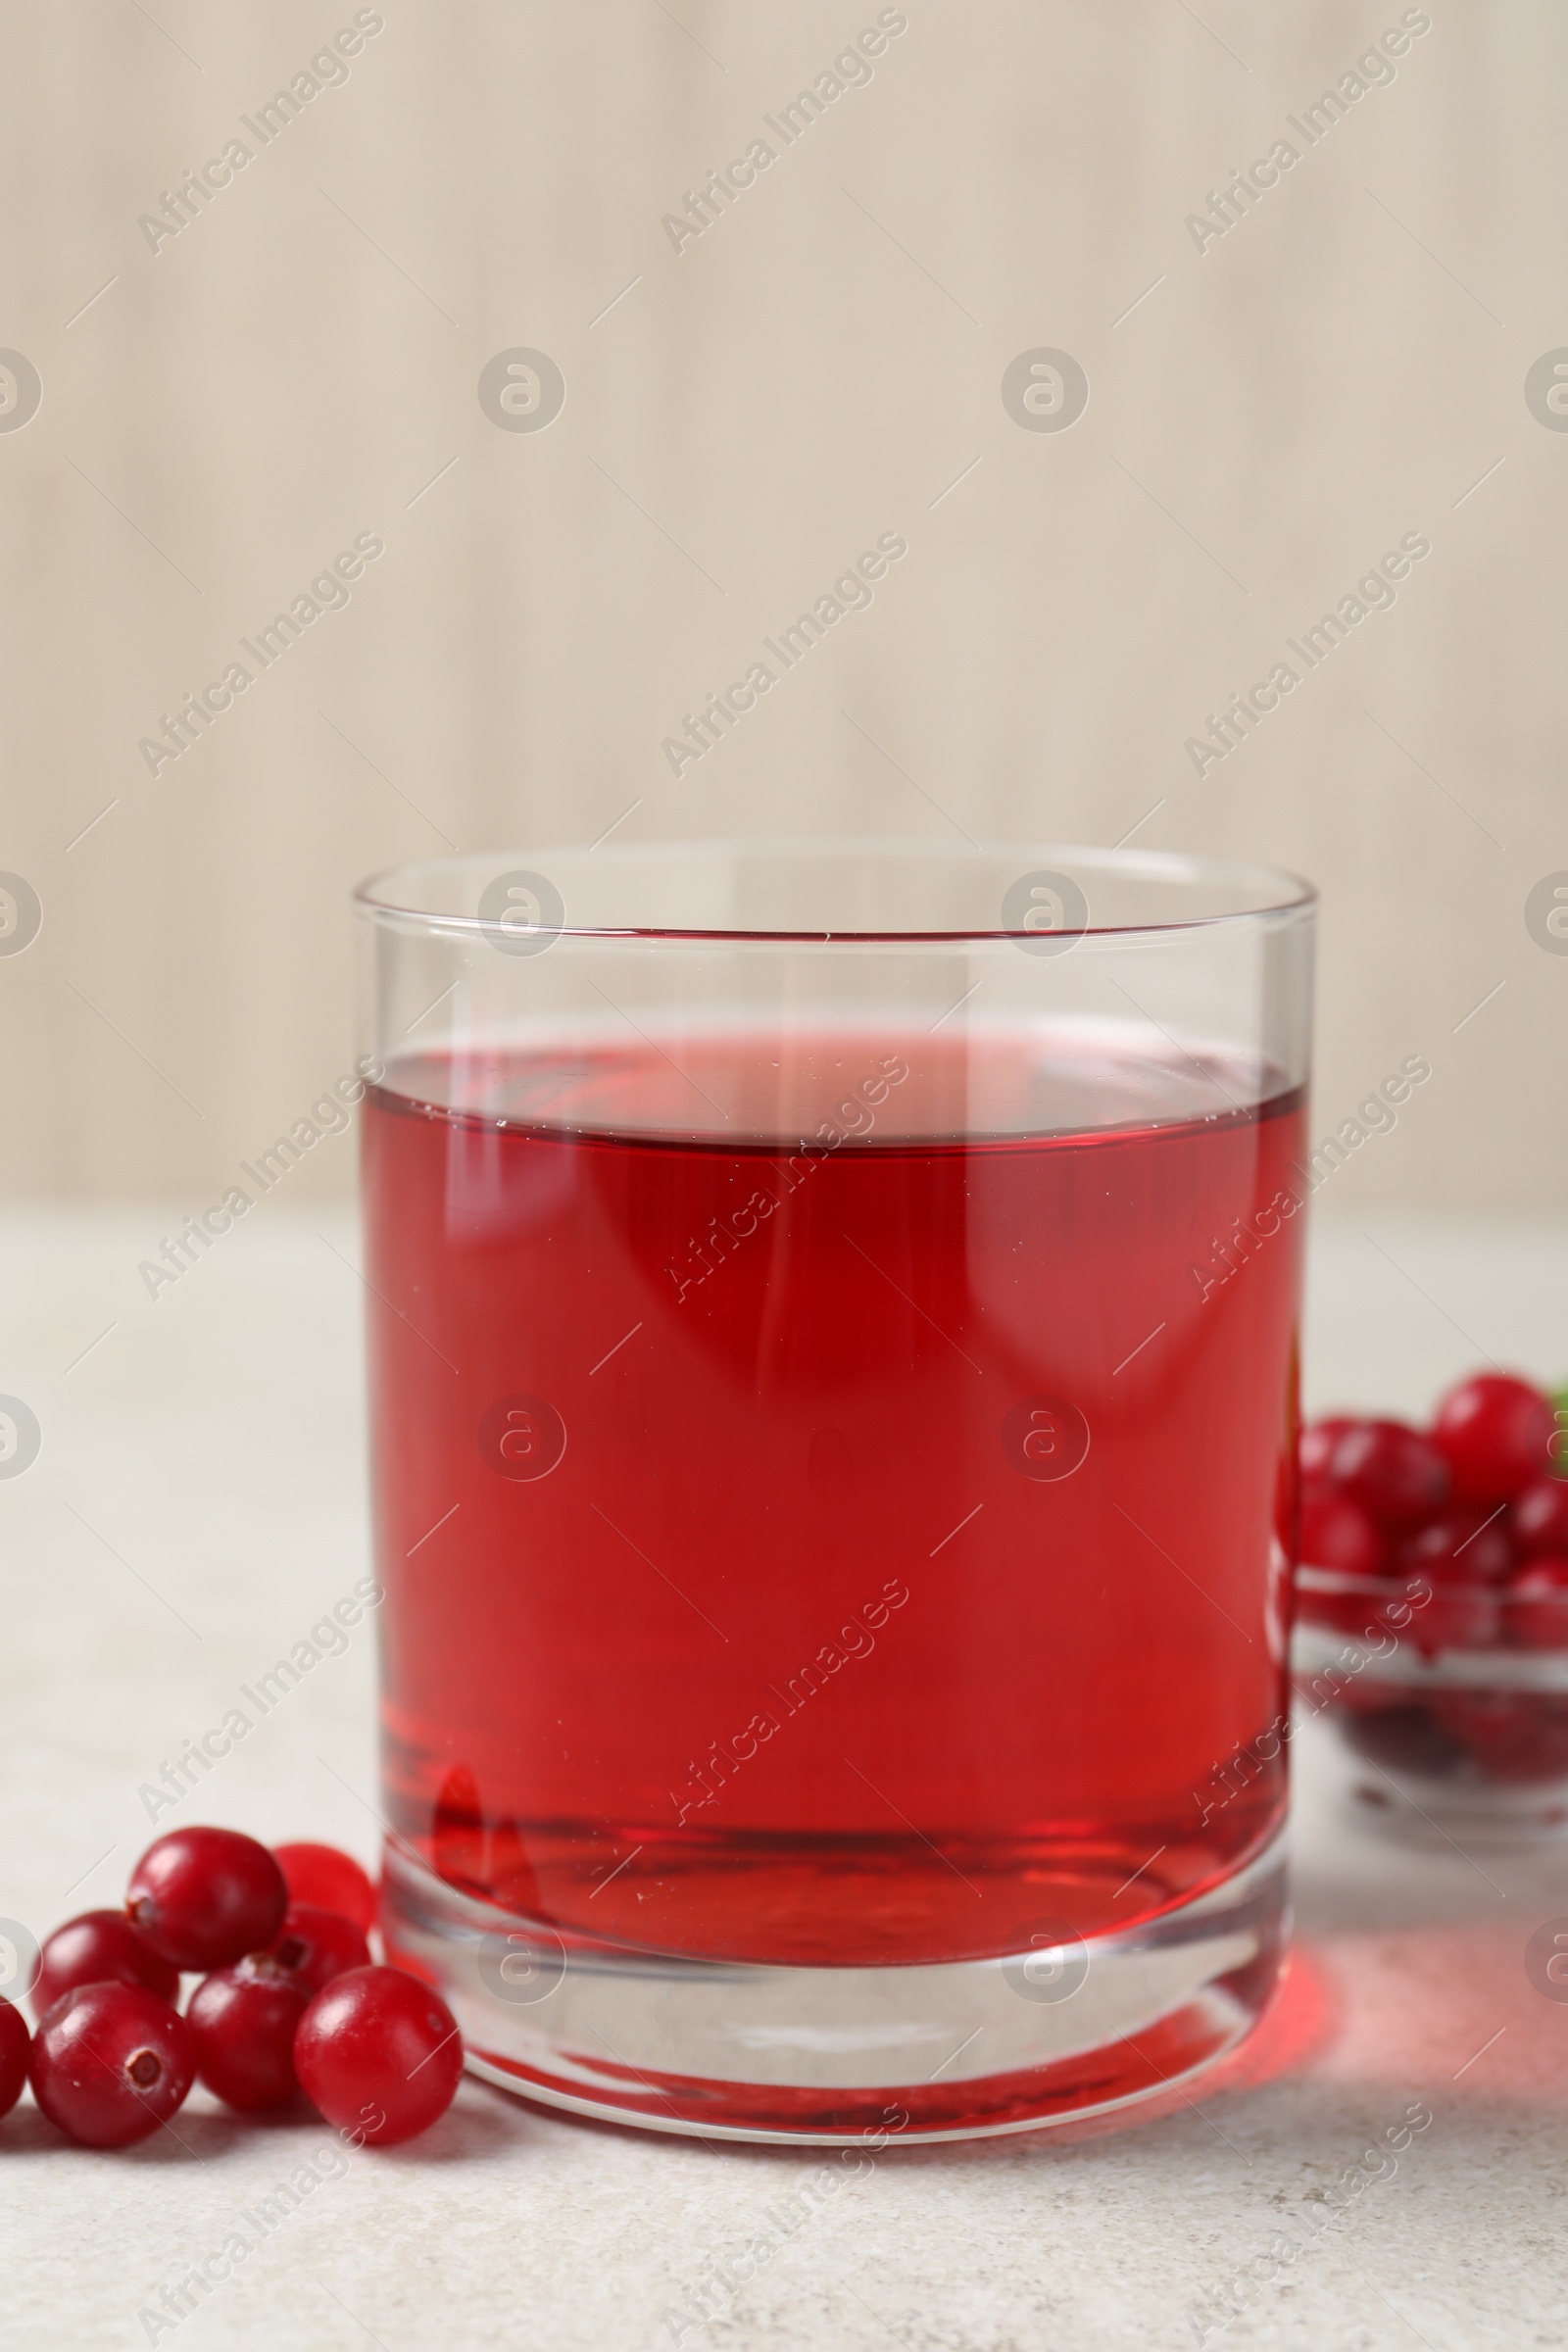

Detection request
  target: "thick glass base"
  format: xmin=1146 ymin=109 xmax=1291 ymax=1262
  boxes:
xmin=381 ymin=1835 xmax=1287 ymax=2143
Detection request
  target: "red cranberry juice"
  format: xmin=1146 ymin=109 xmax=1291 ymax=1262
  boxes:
xmin=363 ymin=1033 xmax=1305 ymax=1967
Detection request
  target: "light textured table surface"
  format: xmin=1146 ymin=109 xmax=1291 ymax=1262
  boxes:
xmin=3 ymin=1208 xmax=1566 ymax=2351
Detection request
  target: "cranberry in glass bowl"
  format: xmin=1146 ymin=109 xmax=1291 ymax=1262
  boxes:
xmin=1294 ymin=1396 xmax=1568 ymax=1844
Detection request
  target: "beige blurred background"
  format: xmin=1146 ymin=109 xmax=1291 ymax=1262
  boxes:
xmin=1 ymin=0 xmax=1563 ymax=1207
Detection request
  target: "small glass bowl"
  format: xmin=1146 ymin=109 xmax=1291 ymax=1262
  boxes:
xmin=1292 ymin=1568 xmax=1568 ymax=1844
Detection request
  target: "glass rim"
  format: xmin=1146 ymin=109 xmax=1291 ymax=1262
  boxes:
xmin=1297 ymin=1566 xmax=1510 ymax=1603
xmin=352 ymin=839 xmax=1317 ymax=947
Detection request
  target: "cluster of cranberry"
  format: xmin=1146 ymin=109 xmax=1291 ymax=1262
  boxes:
xmin=0 ymin=1829 xmax=462 ymax=2150
xmin=1298 ymin=1369 xmax=1568 ymax=1781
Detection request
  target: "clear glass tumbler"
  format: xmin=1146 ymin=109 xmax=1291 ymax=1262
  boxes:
xmin=353 ymin=841 xmax=1314 ymax=2142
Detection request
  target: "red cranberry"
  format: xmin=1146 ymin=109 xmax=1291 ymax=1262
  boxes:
xmin=1429 ymin=1690 xmax=1511 ymax=1748
xmin=1430 ymin=1691 xmax=1568 ymax=1785
xmin=1321 ymin=1672 xmax=1412 ymax=1713
xmin=1296 ymin=1493 xmax=1395 ymax=1634
xmin=33 ymin=1910 xmax=180 ymax=2021
xmin=1300 ymin=1493 xmax=1386 ymax=1577
xmin=1399 ymin=1508 xmax=1514 ymax=1587
xmin=1504 ymin=1557 xmax=1568 ymax=1651
xmin=1407 ymin=1587 xmax=1499 ymax=1654
xmin=0 ymin=1997 xmax=29 ymax=2121
xmin=294 ymin=1965 xmax=462 ymax=2147
xmin=187 ymin=1952 xmax=312 ymax=2110
xmin=1400 ymin=1524 xmax=1504 ymax=1655
xmin=267 ymin=1903 xmax=370 ymax=1993
xmin=126 ymin=1828 xmax=286 ymax=1971
xmin=1511 ymin=1477 xmax=1568 ymax=1558
xmin=1434 ymin=1373 xmax=1556 ymax=1506
xmin=29 ymin=1982 xmax=195 ymax=2147
xmin=273 ymin=1842 xmax=377 ymax=1934
xmin=1339 ymin=1704 xmax=1463 ymax=1775
xmin=1330 ymin=1418 xmax=1449 ymax=1530
xmin=1299 ymin=1415 xmax=1356 ymax=1488
xmin=1299 ymin=1583 xmax=1410 ymax=1640
xmin=1392 ymin=1514 xmax=1504 ymax=1653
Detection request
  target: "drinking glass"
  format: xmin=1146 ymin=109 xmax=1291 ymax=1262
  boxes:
xmin=354 ymin=841 xmax=1314 ymax=2142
